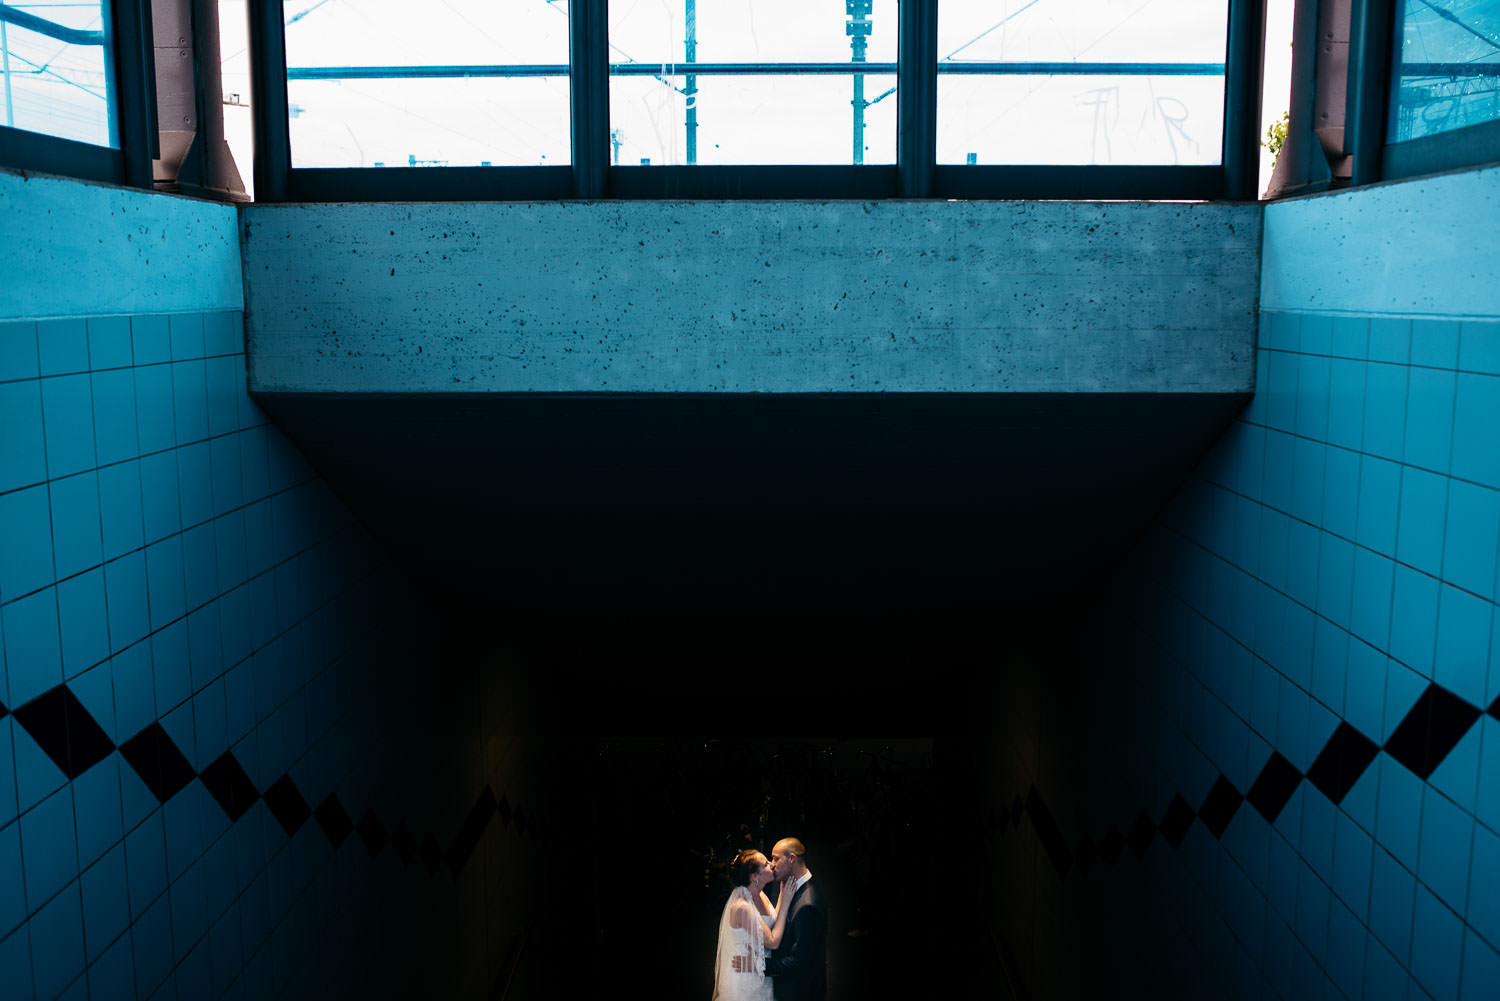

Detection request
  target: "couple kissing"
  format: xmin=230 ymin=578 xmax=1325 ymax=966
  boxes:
xmin=711 ymin=838 xmax=826 ymax=1001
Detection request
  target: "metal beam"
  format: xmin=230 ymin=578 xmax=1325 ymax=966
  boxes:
xmin=113 ymin=0 xmax=157 ymax=187
xmin=1223 ymin=0 xmax=1266 ymax=199
xmin=1348 ymin=0 xmax=1394 ymax=185
xmin=898 ymin=0 xmax=936 ymax=197
xmin=570 ymin=0 xmax=607 ymax=197
xmin=249 ymin=0 xmax=291 ymax=200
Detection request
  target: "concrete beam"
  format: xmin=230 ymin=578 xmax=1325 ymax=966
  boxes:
xmin=243 ymin=200 xmax=1260 ymax=395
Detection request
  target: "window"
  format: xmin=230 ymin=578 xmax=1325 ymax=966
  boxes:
xmin=253 ymin=0 xmax=1265 ymax=200
xmin=0 ymin=0 xmax=156 ymax=183
xmin=0 ymin=0 xmax=158 ymax=186
xmin=606 ymin=0 xmax=897 ymax=166
xmin=1379 ymin=0 xmax=1500 ymax=180
xmin=1388 ymin=0 xmax=1500 ymax=144
xmin=281 ymin=0 xmax=570 ymax=168
xmin=936 ymin=0 xmax=1229 ymax=166
xmin=8 ymin=2 xmax=1491 ymax=199
xmin=0 ymin=0 xmax=115 ymax=146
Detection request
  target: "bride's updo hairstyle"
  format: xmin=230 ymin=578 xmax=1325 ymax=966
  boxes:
xmin=727 ymin=849 xmax=764 ymax=888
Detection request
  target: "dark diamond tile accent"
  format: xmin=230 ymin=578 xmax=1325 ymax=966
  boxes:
xmin=447 ymin=786 xmax=497 ymax=877
xmin=497 ymin=794 xmax=513 ymax=829
xmin=13 ymin=686 xmax=116 ymax=779
xmin=1196 ymin=776 xmax=1244 ymax=839
xmin=1025 ymin=786 xmax=1072 ymax=879
xmin=1159 ymin=794 xmax=1196 ymax=849
xmin=419 ymin=833 xmax=441 ymax=875
xmin=391 ymin=823 xmax=417 ymax=867
xmin=0 ymin=697 xmax=8 ymax=719
xmin=315 ymin=795 xmax=353 ymax=848
xmin=119 ymin=723 xmax=197 ymax=802
xmin=1098 ymin=824 xmax=1124 ymax=868
xmin=1075 ymin=833 xmax=1097 ymax=874
xmin=199 ymin=752 xmax=260 ymax=821
xmin=356 ymin=810 xmax=387 ymax=858
xmin=263 ymin=775 xmax=312 ymax=836
xmin=1247 ymin=751 xmax=1302 ymax=823
xmin=1306 ymin=722 xmax=1381 ymax=804
xmin=1385 ymin=683 xmax=1482 ymax=780
xmin=1128 ymin=810 xmax=1156 ymax=860
xmin=1489 ymin=693 xmax=1500 ymax=721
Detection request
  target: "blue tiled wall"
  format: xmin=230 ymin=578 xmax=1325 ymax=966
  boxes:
xmin=0 ymin=311 xmax=541 ymax=1000
xmin=981 ymin=164 xmax=1500 ymax=1000
xmin=988 ymin=309 xmax=1500 ymax=1000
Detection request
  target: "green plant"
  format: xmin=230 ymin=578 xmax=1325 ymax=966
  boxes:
xmin=1263 ymin=111 xmax=1290 ymax=166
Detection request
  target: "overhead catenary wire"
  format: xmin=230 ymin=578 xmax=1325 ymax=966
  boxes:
xmin=942 ymin=0 xmax=1045 ymax=62
xmin=1415 ymin=0 xmax=1500 ymax=53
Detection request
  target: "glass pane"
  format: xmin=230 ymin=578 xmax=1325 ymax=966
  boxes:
xmin=221 ymin=0 xmax=254 ymax=197
xmin=937 ymin=0 xmax=1228 ymax=164
xmin=0 ymin=0 xmax=115 ymax=146
xmin=283 ymin=0 xmax=569 ymax=167
xmin=608 ymin=0 xmax=896 ymax=165
xmin=1389 ymin=0 xmax=1500 ymax=143
xmin=939 ymin=74 xmax=1225 ymax=165
xmin=611 ymin=73 xmax=896 ymax=165
xmin=938 ymin=0 xmax=1227 ymax=64
xmin=610 ymin=0 xmax=896 ymax=63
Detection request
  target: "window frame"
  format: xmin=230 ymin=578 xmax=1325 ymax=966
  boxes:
xmin=1384 ymin=118 xmax=1500 ymax=180
xmin=249 ymin=0 xmax=1265 ymax=202
xmin=0 ymin=0 xmax=155 ymax=187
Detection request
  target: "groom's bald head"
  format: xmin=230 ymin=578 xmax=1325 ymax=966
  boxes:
xmin=771 ymin=838 xmax=808 ymax=879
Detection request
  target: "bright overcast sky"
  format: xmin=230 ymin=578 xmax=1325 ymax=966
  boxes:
xmin=212 ymin=0 xmax=1295 ymax=192
xmin=0 ymin=0 xmax=1310 ymax=194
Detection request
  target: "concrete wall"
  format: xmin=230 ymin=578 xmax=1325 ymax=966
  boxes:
xmin=0 ymin=170 xmax=545 ymax=1001
xmin=987 ymin=163 xmax=1500 ymax=1000
xmin=0 ymin=172 xmax=242 ymax=321
xmin=242 ymin=200 xmax=1261 ymax=394
xmin=1262 ymin=168 xmax=1500 ymax=316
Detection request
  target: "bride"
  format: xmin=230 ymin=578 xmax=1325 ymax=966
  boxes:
xmin=712 ymin=849 xmax=792 ymax=1001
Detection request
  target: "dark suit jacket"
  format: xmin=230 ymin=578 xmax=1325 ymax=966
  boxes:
xmin=765 ymin=877 xmax=827 ymax=1001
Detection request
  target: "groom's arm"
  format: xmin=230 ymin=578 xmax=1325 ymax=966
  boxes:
xmin=763 ymin=904 xmax=826 ymax=979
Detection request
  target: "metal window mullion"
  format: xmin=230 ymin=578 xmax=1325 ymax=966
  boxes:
xmin=112 ymin=0 xmax=157 ymax=187
xmin=249 ymin=0 xmax=291 ymax=200
xmin=1221 ymin=0 xmax=1265 ymax=199
xmin=898 ymin=0 xmax=936 ymax=197
xmin=571 ymin=0 xmax=609 ymax=198
xmin=1348 ymin=0 xmax=1394 ymax=185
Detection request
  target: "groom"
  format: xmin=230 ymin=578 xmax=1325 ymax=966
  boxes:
xmin=766 ymin=838 xmax=827 ymax=1001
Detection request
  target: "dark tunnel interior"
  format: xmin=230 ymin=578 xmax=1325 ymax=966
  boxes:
xmin=243 ymin=390 xmax=1248 ymax=1000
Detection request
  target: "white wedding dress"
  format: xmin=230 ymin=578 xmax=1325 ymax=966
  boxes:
xmin=711 ymin=886 xmax=776 ymax=1001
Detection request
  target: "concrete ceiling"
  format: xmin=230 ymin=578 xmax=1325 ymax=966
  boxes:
xmin=257 ymin=391 xmax=1246 ymax=639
